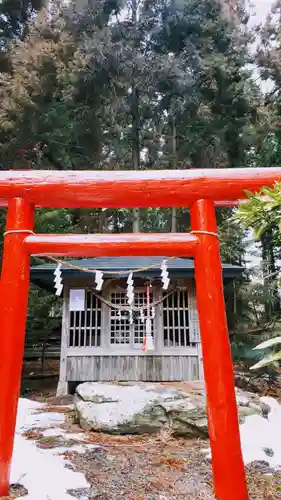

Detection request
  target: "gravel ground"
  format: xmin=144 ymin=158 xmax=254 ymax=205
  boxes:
xmin=63 ymin=430 xmax=281 ymax=500
xmin=69 ymin=434 xmax=214 ymax=499
xmin=6 ymin=423 xmax=281 ymax=499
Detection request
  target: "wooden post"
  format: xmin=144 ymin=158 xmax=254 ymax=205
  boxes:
xmin=154 ymin=285 xmax=163 ymax=352
xmin=190 ymin=199 xmax=248 ymax=500
xmin=0 ymin=198 xmax=34 ymax=496
xmin=187 ymin=280 xmax=203 ymax=380
xmin=57 ymin=287 xmax=69 ymax=397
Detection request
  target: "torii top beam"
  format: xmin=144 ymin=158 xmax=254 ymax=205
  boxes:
xmin=0 ymin=168 xmax=279 ymax=208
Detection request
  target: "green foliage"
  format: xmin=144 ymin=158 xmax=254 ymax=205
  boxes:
xmin=251 ymin=337 xmax=281 ymax=370
xmin=235 ymin=183 xmax=281 ymax=247
xmin=0 ymin=0 xmax=45 ymax=74
xmin=143 ymin=0 xmax=257 ymax=168
xmin=234 ymin=182 xmax=281 ymax=368
xmin=0 ymin=0 xmax=257 ymax=171
xmin=26 ymin=284 xmax=62 ymax=338
xmin=0 ymin=0 xmax=44 ymax=40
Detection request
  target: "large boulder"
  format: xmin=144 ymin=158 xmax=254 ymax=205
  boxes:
xmin=74 ymin=381 xmax=270 ymax=437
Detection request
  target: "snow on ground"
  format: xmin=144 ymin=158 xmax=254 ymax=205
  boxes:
xmin=15 ymin=399 xmax=64 ymax=432
xmin=10 ymin=395 xmax=281 ymax=498
xmin=240 ymin=396 xmax=281 ymax=467
xmin=203 ymin=396 xmax=281 ymax=469
xmin=11 ymin=399 xmax=90 ymax=500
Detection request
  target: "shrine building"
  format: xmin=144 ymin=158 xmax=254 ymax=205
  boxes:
xmin=30 ymin=256 xmax=242 ymax=394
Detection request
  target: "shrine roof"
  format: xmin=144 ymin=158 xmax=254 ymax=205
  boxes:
xmin=30 ymin=257 xmax=243 ymax=292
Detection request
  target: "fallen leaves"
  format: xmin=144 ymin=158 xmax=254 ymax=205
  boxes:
xmin=60 ymin=451 xmax=76 ymax=460
xmin=38 ymin=405 xmax=72 ymax=414
xmin=22 ymin=429 xmax=43 ymax=440
xmin=36 ymin=435 xmax=62 ymax=449
xmin=159 ymin=456 xmax=187 ymax=471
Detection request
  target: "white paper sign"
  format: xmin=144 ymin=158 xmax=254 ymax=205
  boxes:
xmin=69 ymin=289 xmax=86 ymax=311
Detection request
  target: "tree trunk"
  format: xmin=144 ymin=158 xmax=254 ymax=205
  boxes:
xmin=171 ymin=209 xmax=177 ymax=232
xmin=171 ymin=117 xmax=177 ymax=232
xmin=132 ymin=84 xmax=140 ymax=233
xmin=131 ymin=0 xmax=141 ymax=233
xmin=98 ymin=209 xmax=107 ymax=233
xmin=261 ymin=229 xmax=279 ymax=318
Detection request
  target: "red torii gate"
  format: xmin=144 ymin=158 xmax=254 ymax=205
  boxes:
xmin=0 ymin=168 xmax=281 ymax=499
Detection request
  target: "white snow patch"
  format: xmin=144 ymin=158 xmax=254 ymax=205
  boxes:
xmin=239 ymin=396 xmax=281 ymax=468
xmin=41 ymin=443 xmax=101 ymax=455
xmin=204 ymin=396 xmax=281 ymax=469
xmin=16 ymin=399 xmax=65 ymax=432
xmin=65 ymin=432 xmax=89 ymax=440
xmin=42 ymin=427 xmax=67 ymax=437
xmin=10 ymin=398 xmax=90 ymax=500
